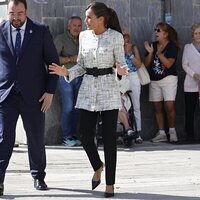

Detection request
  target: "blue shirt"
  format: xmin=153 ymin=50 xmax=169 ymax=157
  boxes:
xmin=125 ymin=52 xmax=137 ymax=72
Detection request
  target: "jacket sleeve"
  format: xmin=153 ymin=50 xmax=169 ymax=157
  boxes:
xmin=113 ymin=32 xmax=126 ymax=66
xmin=182 ymin=44 xmax=195 ymax=78
xmin=64 ymin=31 xmax=86 ymax=82
xmin=43 ymin=25 xmax=59 ymax=94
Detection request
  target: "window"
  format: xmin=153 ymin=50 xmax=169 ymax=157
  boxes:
xmin=0 ymin=0 xmax=7 ymax=3
xmin=0 ymin=2 xmax=7 ymax=19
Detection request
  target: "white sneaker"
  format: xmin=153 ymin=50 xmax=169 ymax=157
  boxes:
xmin=169 ymin=130 xmax=178 ymax=142
xmin=152 ymin=133 xmax=167 ymax=143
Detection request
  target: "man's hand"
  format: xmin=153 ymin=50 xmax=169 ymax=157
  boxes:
xmin=39 ymin=92 xmax=53 ymax=112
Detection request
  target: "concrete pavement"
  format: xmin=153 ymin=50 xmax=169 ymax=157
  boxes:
xmin=1 ymin=142 xmax=200 ymax=200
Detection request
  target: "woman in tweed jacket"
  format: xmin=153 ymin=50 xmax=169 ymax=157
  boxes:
xmin=49 ymin=2 xmax=127 ymax=198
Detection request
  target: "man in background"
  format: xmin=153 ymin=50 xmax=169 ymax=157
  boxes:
xmin=54 ymin=16 xmax=82 ymax=146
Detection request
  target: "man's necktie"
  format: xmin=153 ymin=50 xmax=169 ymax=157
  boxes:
xmin=15 ymin=28 xmax=21 ymax=57
xmin=13 ymin=28 xmax=21 ymax=93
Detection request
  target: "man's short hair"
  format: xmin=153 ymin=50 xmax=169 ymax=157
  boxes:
xmin=68 ymin=16 xmax=82 ymax=25
xmin=8 ymin=0 xmax=27 ymax=9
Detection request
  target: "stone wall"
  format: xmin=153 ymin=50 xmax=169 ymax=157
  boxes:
xmin=25 ymin=0 xmax=199 ymax=144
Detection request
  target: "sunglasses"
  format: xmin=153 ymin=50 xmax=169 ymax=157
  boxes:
xmin=154 ymin=28 xmax=162 ymax=32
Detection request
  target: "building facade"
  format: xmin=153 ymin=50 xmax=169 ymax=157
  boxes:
xmin=1 ymin=0 xmax=200 ymax=144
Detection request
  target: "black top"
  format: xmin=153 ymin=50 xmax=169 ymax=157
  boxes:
xmin=147 ymin=41 xmax=178 ymax=81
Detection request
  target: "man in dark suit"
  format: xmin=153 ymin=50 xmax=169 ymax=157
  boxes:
xmin=0 ymin=0 xmax=59 ymax=195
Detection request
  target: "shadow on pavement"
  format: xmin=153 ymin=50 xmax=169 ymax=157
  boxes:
xmin=14 ymin=142 xmax=200 ymax=153
xmin=1 ymin=188 xmax=200 ymax=200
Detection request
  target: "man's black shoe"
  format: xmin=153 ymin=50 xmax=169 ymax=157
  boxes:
xmin=0 ymin=183 xmax=4 ymax=196
xmin=34 ymin=179 xmax=48 ymax=190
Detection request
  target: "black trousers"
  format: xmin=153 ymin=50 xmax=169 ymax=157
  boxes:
xmin=79 ymin=109 xmax=118 ymax=185
xmin=184 ymin=92 xmax=199 ymax=140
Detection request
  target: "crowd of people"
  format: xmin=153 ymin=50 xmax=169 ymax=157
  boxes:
xmin=0 ymin=0 xmax=200 ymax=198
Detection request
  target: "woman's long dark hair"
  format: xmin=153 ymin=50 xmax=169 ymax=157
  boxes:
xmin=86 ymin=2 xmax=122 ymax=33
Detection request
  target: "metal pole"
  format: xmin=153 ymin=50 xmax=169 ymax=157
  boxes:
xmin=161 ymin=0 xmax=166 ymax=22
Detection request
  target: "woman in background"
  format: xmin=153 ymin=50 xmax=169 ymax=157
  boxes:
xmin=144 ymin=22 xmax=179 ymax=143
xmin=123 ymin=32 xmax=143 ymax=144
xmin=182 ymin=23 xmax=200 ymax=143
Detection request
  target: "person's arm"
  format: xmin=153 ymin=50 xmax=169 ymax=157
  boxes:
xmin=156 ymin=43 xmax=175 ymax=69
xmin=60 ymin=56 xmax=71 ymax=65
xmin=182 ymin=44 xmax=200 ymax=81
xmin=113 ymin=33 xmax=128 ymax=76
xmin=54 ymin=35 xmax=72 ymax=65
xmin=60 ymin=55 xmax=78 ymax=65
xmin=49 ymin=31 xmax=86 ymax=81
xmin=132 ymin=46 xmax=142 ymax=69
xmin=182 ymin=44 xmax=195 ymax=77
xmin=144 ymin=41 xmax=153 ymax=67
xmin=40 ymin=25 xmax=60 ymax=112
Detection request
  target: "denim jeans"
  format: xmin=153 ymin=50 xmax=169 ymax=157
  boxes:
xmin=58 ymin=76 xmax=82 ymax=139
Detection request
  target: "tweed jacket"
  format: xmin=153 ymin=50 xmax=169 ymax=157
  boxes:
xmin=67 ymin=28 xmax=126 ymax=111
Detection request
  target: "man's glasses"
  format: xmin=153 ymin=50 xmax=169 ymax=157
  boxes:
xmin=154 ymin=28 xmax=162 ymax=32
xmin=8 ymin=12 xmax=25 ymax=19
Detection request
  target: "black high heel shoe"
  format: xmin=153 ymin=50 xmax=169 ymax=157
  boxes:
xmin=92 ymin=179 xmax=101 ymax=190
xmin=104 ymin=192 xmax=114 ymax=198
xmin=91 ymin=163 xmax=104 ymax=190
xmin=104 ymin=185 xmax=114 ymax=198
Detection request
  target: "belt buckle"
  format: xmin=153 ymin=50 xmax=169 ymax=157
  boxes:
xmin=93 ymin=67 xmax=98 ymax=77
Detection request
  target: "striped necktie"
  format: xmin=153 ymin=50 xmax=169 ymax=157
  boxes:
xmin=15 ymin=28 xmax=21 ymax=57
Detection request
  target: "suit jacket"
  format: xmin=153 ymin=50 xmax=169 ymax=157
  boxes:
xmin=0 ymin=18 xmax=59 ymax=104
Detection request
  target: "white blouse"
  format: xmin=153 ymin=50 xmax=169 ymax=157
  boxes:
xmin=182 ymin=43 xmax=200 ymax=92
xmin=67 ymin=28 xmax=126 ymax=111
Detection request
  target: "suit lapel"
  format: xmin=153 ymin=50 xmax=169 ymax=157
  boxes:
xmin=20 ymin=18 xmax=35 ymax=56
xmin=2 ymin=21 xmax=15 ymax=57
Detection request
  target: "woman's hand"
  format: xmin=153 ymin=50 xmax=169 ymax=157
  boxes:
xmin=144 ymin=41 xmax=153 ymax=54
xmin=116 ymin=62 xmax=128 ymax=76
xmin=49 ymin=63 xmax=68 ymax=76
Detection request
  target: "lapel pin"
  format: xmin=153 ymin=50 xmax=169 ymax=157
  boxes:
xmin=30 ymin=30 xmax=33 ymax=34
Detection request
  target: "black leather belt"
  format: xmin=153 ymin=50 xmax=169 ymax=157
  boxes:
xmin=86 ymin=67 xmax=113 ymax=77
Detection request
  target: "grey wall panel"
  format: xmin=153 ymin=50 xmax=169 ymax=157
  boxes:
xmin=171 ymin=0 xmax=193 ymax=27
xmin=64 ymin=0 xmax=90 ymax=6
xmin=42 ymin=18 xmax=64 ymax=38
xmin=42 ymin=0 xmax=64 ymax=17
xmin=27 ymin=0 xmax=42 ymax=21
xmin=193 ymin=5 xmax=200 ymax=23
xmin=63 ymin=6 xmax=86 ymax=28
xmin=26 ymin=0 xmax=200 ymax=144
